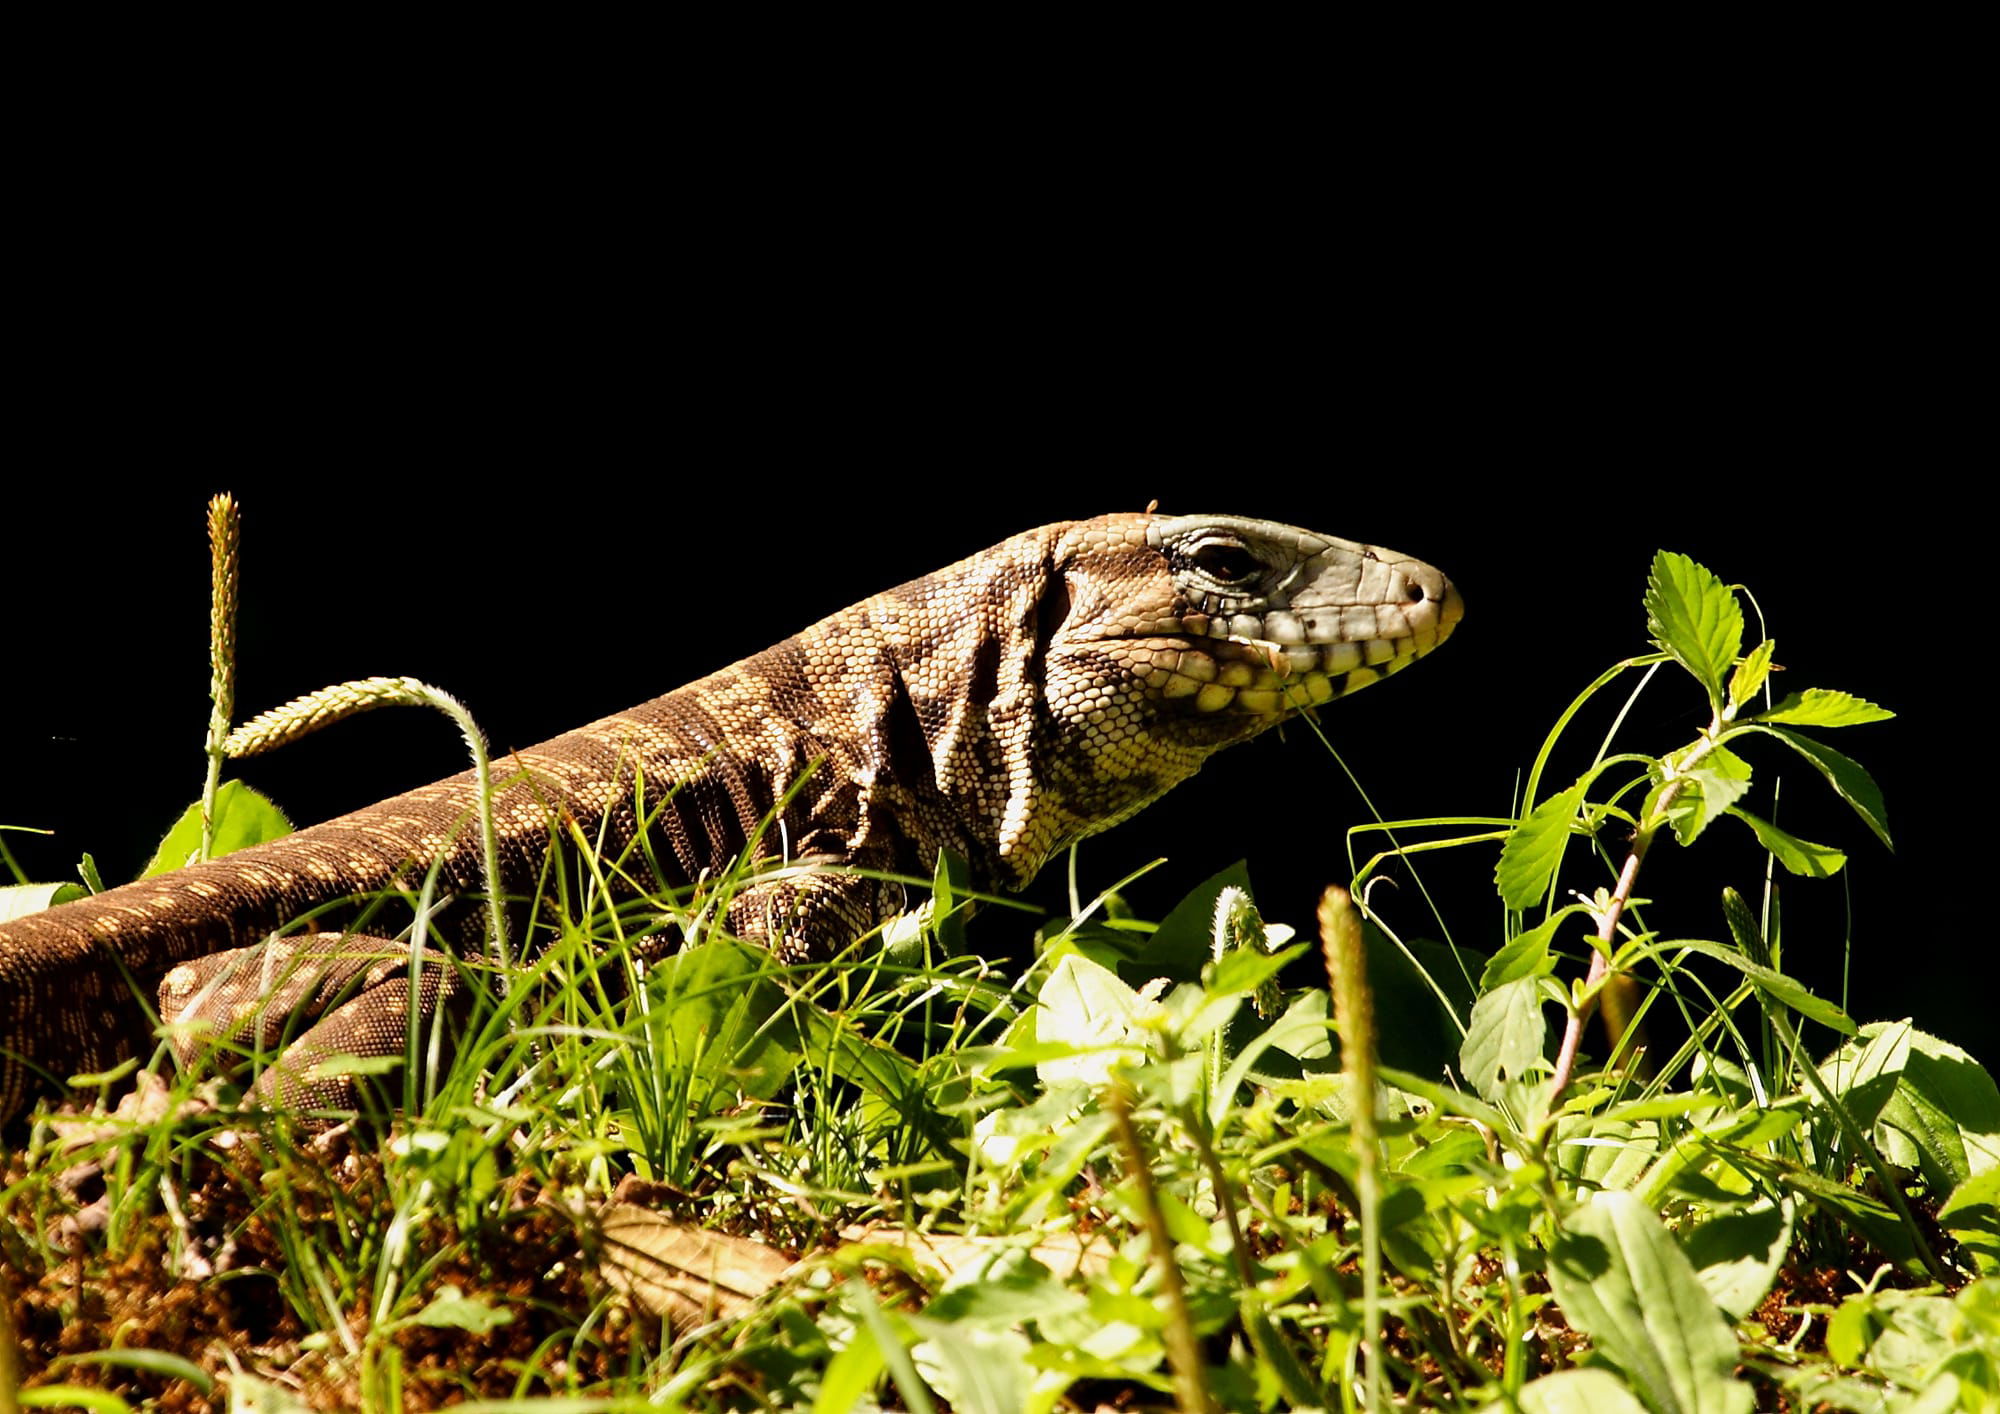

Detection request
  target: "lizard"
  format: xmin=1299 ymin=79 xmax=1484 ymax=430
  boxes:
xmin=0 ymin=511 xmax=1461 ymax=1124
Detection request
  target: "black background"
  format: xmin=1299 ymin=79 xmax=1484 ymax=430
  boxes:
xmin=4 ymin=94 xmax=1988 ymax=1072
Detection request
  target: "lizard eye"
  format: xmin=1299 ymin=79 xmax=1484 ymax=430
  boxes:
xmin=1188 ymin=540 xmax=1262 ymax=584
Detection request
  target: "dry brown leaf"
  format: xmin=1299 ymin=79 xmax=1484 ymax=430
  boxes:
xmin=597 ymin=1202 xmax=797 ymax=1329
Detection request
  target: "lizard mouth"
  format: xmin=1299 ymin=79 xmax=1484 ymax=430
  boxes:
xmin=1126 ymin=587 xmax=1464 ymax=717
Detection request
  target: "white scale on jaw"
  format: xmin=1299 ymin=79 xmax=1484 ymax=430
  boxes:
xmin=1138 ymin=616 xmax=1436 ymax=716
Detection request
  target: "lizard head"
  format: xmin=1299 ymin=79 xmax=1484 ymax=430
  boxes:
xmin=1043 ymin=512 xmax=1462 ymax=751
xmin=871 ymin=511 xmax=1461 ymax=890
xmin=972 ymin=512 xmax=1462 ymax=873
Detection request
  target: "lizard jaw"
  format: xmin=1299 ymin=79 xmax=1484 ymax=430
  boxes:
xmin=1119 ymin=576 xmax=1465 ymax=718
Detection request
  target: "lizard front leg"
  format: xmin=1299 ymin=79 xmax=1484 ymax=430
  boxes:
xmin=722 ymin=868 xmax=909 ymax=966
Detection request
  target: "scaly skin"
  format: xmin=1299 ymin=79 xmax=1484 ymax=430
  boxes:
xmin=0 ymin=512 xmax=1461 ymax=1122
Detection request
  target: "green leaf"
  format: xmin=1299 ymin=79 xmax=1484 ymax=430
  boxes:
xmin=816 ymin=1313 xmax=887 ymax=1414
xmin=19 ymin=1388 xmax=137 ymax=1412
xmin=927 ymin=847 xmax=974 ymax=959
xmin=140 ymin=779 xmax=294 ymax=877
xmin=797 ymin=1010 xmax=925 ymax=1108
xmin=1825 ymin=1288 xmax=1964 ymax=1386
xmin=0 ymin=880 xmax=85 ymax=922
xmin=1377 ymin=1066 xmax=1515 ymax=1134
xmin=1548 ymin=1190 xmax=1754 ymax=1414
xmin=925 ymin=1263 xmax=1089 ymax=1325
xmin=302 ymin=1053 xmax=404 ymax=1081
xmin=649 ymin=939 xmax=802 ymax=1113
xmin=1727 ymin=808 xmax=1846 ymax=879
xmin=1635 ymin=937 xmax=1856 ymax=1036
xmin=1667 ymin=745 xmax=1753 ymax=847
xmin=1489 ymin=1369 xmax=1650 ymax=1414
xmin=1209 ymin=940 xmax=1304 ymax=998
xmin=1938 ymin=1169 xmax=2000 ymax=1275
xmin=1133 ymin=859 xmax=1254 ymax=982
xmin=1727 ymin=639 xmax=1776 ymax=713
xmin=61 ymin=1348 xmax=214 ymax=1391
xmin=1774 ymin=1164 xmax=1925 ymax=1272
xmin=409 ymin=1283 xmax=514 ymax=1333
xmin=1216 ymin=989 xmax=1332 ymax=1125
xmin=1365 ymin=930 xmax=1480 ymax=1078
xmin=1035 ymin=953 xmax=1145 ymax=1089
xmin=1482 ymin=909 xmax=1576 ymax=989
xmin=912 ymin=1320 xmax=1034 ymax=1414
xmin=1828 ymin=1023 xmax=2000 ymax=1194
xmin=1939 ymin=1168 xmax=2000 ymax=1223
xmin=1754 ymin=688 xmax=1895 ymax=728
xmin=1743 ymin=726 xmax=1892 ymax=850
xmin=1645 ymin=551 xmax=1744 ymax=705
xmin=1497 ymin=783 xmax=1587 ymax=910
xmin=1682 ymin=1196 xmax=1794 ymax=1320
xmin=1819 ymin=1021 xmax=1916 ymax=1130
xmin=1461 ymin=977 xmax=1549 ymax=1104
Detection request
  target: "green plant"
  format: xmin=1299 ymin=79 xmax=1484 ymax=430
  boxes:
xmin=6 ymin=534 xmax=1995 ymax=1414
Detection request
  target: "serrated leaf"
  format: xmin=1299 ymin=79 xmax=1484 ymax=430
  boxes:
xmin=0 ymin=880 xmax=86 ymax=922
xmin=1821 ymin=1288 xmax=1962 ymax=1386
xmin=1482 ymin=909 xmax=1575 ymax=989
xmin=1497 ymin=783 xmax=1587 ymax=910
xmin=1755 ymin=687 xmax=1895 ymax=728
xmin=1646 ymin=551 xmax=1744 ymax=705
xmin=1745 ymin=726 xmax=1892 ymax=850
xmin=141 ymin=779 xmax=294 ymax=877
xmin=1727 ymin=639 xmax=1776 ymax=712
xmin=1549 ymin=1190 xmax=1754 ymax=1414
xmin=1727 ymin=808 xmax=1846 ymax=879
xmin=1461 ymin=977 xmax=1549 ymax=1103
xmin=1667 ymin=746 xmax=1753 ymax=847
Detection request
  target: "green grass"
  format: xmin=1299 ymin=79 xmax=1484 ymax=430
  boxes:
xmin=4 ymin=547 xmax=1999 ymax=1412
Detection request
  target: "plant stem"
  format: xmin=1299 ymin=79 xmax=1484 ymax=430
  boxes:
xmin=1108 ymin=1080 xmax=1214 ymax=1414
xmin=1321 ymin=885 xmax=1384 ymax=1414
xmin=1185 ymin=1103 xmax=1321 ymax=1409
xmin=1548 ymin=834 xmax=1650 ymax=1100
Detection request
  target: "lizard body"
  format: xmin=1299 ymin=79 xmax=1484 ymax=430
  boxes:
xmin=0 ymin=512 xmax=1460 ymax=1122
